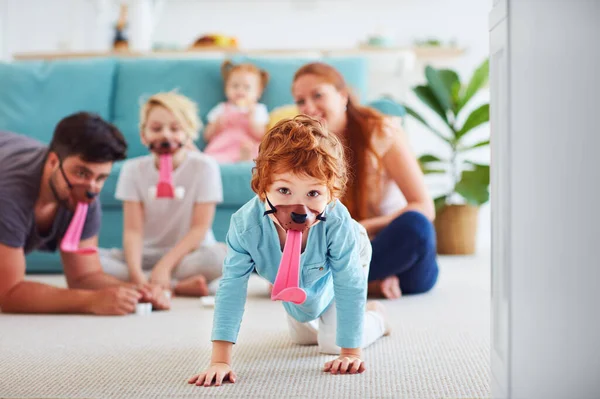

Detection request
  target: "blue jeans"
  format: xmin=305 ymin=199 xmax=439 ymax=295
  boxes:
xmin=369 ymin=211 xmax=439 ymax=294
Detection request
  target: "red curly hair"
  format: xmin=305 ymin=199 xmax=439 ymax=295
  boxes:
xmin=251 ymin=115 xmax=347 ymax=201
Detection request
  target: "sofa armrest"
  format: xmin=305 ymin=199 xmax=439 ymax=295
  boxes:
xmin=368 ymin=97 xmax=407 ymax=118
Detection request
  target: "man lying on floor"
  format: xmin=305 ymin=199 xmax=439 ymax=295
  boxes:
xmin=0 ymin=113 xmax=170 ymax=315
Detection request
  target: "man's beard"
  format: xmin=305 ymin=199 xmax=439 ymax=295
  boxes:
xmin=48 ymin=170 xmax=74 ymax=211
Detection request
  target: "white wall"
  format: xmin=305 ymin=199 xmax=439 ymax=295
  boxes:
xmin=2 ymin=0 xmax=490 ymax=73
xmin=152 ymin=0 xmax=489 ymax=72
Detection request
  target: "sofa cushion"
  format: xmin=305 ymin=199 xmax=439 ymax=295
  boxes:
xmin=111 ymin=58 xmax=226 ymax=158
xmin=99 ymin=161 xmax=125 ymax=208
xmin=368 ymin=97 xmax=407 ymax=118
xmin=0 ymin=58 xmax=117 ymax=143
xmin=219 ymin=161 xmax=256 ymax=206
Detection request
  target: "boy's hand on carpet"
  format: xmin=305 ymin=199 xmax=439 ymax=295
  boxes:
xmin=86 ymin=286 xmax=142 ymax=315
xmin=188 ymin=363 xmax=237 ymax=387
xmin=324 ymin=355 xmax=365 ymax=375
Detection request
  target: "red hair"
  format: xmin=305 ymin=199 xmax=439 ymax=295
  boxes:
xmin=221 ymin=60 xmax=270 ymax=91
xmin=293 ymin=62 xmax=385 ymax=220
xmin=251 ymin=115 xmax=347 ymax=201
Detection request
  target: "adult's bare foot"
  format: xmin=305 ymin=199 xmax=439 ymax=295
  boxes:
xmin=174 ymin=275 xmax=209 ymax=297
xmin=368 ymin=276 xmax=402 ymax=299
xmin=366 ymin=300 xmax=392 ymax=336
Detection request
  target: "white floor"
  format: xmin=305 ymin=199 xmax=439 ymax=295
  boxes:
xmin=0 ymin=250 xmax=491 ymax=399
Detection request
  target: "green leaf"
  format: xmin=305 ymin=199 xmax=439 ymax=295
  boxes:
xmin=458 ymin=59 xmax=489 ymax=113
xmin=439 ymin=69 xmax=461 ymax=112
xmin=434 ymin=195 xmax=448 ymax=213
xmin=413 ymin=85 xmax=448 ymax=124
xmin=459 ymin=139 xmax=490 ymax=152
xmin=455 ymin=181 xmax=489 ymax=205
xmin=463 ymin=162 xmax=490 ymax=185
xmin=418 ymin=154 xmax=447 ymax=174
xmin=418 ymin=154 xmax=443 ymax=163
xmin=457 ymin=103 xmax=489 ymax=139
xmin=423 ymin=168 xmax=446 ymax=175
xmin=425 ymin=66 xmax=455 ymax=114
xmin=403 ymin=104 xmax=451 ymax=143
xmin=454 ymin=163 xmax=490 ymax=205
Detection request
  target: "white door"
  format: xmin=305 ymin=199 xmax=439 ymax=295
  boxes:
xmin=489 ymin=1 xmax=510 ymax=398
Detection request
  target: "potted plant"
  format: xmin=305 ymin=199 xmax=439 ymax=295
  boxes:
xmin=403 ymin=59 xmax=490 ymax=255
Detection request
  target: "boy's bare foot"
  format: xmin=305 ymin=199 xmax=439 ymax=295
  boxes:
xmin=367 ymin=275 xmax=402 ymax=299
xmin=367 ymin=301 xmax=392 ymax=336
xmin=174 ymin=275 xmax=209 ymax=297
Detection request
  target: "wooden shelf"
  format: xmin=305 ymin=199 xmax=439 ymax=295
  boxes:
xmin=12 ymin=46 xmax=466 ymax=61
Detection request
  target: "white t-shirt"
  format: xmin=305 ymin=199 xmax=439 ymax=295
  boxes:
xmin=115 ymin=151 xmax=223 ymax=251
xmin=206 ymin=102 xmax=269 ymax=125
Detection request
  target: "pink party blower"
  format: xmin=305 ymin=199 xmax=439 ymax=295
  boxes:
xmin=268 ymin=202 xmax=326 ymax=305
xmin=156 ymin=154 xmax=175 ymax=198
xmin=271 ymin=229 xmax=306 ymax=305
xmin=60 ymin=202 xmax=97 ymax=254
xmin=149 ymin=140 xmax=184 ymax=199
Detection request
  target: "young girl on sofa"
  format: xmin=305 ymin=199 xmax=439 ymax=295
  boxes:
xmin=188 ymin=116 xmax=390 ymax=387
xmin=99 ymin=92 xmax=227 ymax=297
xmin=203 ymin=60 xmax=270 ymax=163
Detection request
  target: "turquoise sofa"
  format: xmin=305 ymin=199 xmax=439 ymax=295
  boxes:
xmin=0 ymin=56 xmax=405 ymax=273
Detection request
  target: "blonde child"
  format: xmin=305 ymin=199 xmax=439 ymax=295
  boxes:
xmin=100 ymin=92 xmax=227 ymax=297
xmin=203 ymin=60 xmax=270 ymax=163
xmin=188 ymin=116 xmax=390 ymax=387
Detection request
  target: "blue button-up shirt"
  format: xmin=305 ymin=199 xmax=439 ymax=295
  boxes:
xmin=211 ymin=196 xmax=367 ymax=349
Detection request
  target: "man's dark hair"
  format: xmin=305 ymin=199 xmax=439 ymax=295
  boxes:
xmin=49 ymin=112 xmax=127 ymax=162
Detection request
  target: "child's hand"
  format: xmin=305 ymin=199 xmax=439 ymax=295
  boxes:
xmin=135 ymin=283 xmax=171 ymax=310
xmin=149 ymin=266 xmax=171 ymax=290
xmin=323 ymin=355 xmax=365 ymax=375
xmin=188 ymin=363 xmax=237 ymax=387
xmin=130 ymin=271 xmax=148 ymax=286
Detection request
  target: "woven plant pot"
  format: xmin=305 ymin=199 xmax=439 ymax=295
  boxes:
xmin=434 ymin=204 xmax=480 ymax=255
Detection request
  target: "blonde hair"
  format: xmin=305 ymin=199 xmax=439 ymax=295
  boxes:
xmin=251 ymin=115 xmax=348 ymax=201
xmin=139 ymin=92 xmax=202 ymax=140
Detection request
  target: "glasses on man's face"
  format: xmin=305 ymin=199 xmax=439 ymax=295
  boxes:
xmin=59 ymin=162 xmax=107 ymax=188
xmin=58 ymin=161 xmax=107 ymax=203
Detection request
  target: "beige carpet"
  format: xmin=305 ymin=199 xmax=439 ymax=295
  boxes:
xmin=0 ymin=252 xmax=490 ymax=399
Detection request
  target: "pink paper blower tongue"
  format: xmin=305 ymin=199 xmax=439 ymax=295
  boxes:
xmin=155 ymin=154 xmax=175 ymax=198
xmin=271 ymin=229 xmax=307 ymax=305
xmin=60 ymin=202 xmax=97 ymax=254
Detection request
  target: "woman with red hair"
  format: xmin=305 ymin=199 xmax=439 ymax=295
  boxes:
xmin=291 ymin=62 xmax=439 ymax=299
